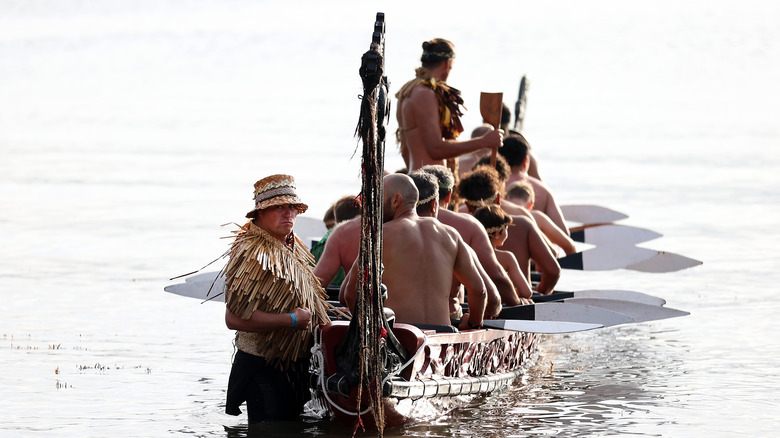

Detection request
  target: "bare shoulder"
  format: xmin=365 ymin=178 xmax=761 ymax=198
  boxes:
xmin=510 ymin=214 xmax=535 ymax=231
xmin=439 ymin=209 xmax=479 ymax=228
xmin=418 ymin=216 xmax=459 ymax=239
xmin=330 ymin=217 xmax=360 ymax=240
xmin=408 ymin=83 xmax=435 ymax=99
xmin=527 ymin=175 xmax=550 ymax=192
xmin=438 ymin=209 xmax=485 ymax=240
xmin=496 ymin=248 xmax=519 ymax=264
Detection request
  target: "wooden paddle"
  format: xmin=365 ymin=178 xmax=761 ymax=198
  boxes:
xmin=513 ymin=75 xmax=529 ymax=132
xmin=479 ymin=92 xmax=503 ymax=166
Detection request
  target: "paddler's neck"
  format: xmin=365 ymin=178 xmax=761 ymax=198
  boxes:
xmin=430 ymin=61 xmax=452 ymax=82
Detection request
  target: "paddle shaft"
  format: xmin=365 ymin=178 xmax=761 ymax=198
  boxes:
xmin=513 ymin=75 xmax=529 ymax=132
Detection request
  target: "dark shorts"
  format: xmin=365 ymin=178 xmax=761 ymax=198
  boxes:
xmin=226 ymin=349 xmax=311 ymax=423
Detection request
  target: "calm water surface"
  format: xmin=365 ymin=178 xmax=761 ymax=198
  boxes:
xmin=2 ymin=1 xmax=780 ymax=437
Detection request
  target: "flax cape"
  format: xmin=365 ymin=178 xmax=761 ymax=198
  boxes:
xmin=224 ymin=221 xmax=331 ymax=366
xmin=395 ymin=66 xmax=465 ymax=177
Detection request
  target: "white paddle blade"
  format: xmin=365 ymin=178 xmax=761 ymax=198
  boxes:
xmin=560 ymin=245 xmax=657 ymax=271
xmin=483 ymin=319 xmax=603 ymax=334
xmin=561 ymin=298 xmax=690 ymax=322
xmin=533 ymin=302 xmax=634 ymax=327
xmin=183 ymin=271 xmax=221 ymax=283
xmin=560 ymin=204 xmax=628 ymax=225
xmin=578 ymin=224 xmax=663 ymax=246
xmin=573 ymin=289 xmax=666 ymax=307
xmin=165 ymin=276 xmax=225 ymax=302
xmin=624 ymin=252 xmax=703 ymax=273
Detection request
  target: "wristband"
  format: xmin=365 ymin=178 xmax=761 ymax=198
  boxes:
xmin=290 ymin=312 xmax=297 ymax=328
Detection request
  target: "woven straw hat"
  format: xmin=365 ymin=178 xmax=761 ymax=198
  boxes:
xmin=245 ymin=174 xmax=308 ymax=218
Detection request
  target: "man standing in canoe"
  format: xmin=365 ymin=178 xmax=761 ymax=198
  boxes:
xmin=395 ymin=38 xmax=503 ymax=173
xmin=223 ymin=174 xmax=331 ymax=424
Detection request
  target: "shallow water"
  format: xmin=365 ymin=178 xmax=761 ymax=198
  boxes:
xmin=2 ymin=1 xmax=780 ymax=437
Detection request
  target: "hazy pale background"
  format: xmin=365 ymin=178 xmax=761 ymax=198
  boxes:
xmin=1 ymin=1 xmax=779 ymax=436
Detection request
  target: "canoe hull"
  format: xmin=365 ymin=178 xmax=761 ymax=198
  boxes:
xmin=312 ymin=321 xmax=538 ymax=429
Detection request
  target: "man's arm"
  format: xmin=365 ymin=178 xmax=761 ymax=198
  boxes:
xmin=526 ymin=221 xmax=561 ymax=295
xmin=497 ymin=250 xmax=533 ymax=300
xmin=466 ymin=223 xmax=520 ymax=308
xmin=532 ymin=179 xmax=569 ymax=235
xmin=465 ymin=245 xmax=502 ymax=318
xmin=225 ymin=306 xmax=311 ymax=332
xmin=339 ymin=259 xmax=359 ymax=309
xmin=530 ymin=210 xmax=577 ymax=255
xmin=410 ymin=87 xmax=502 ymax=160
xmin=313 ymin=225 xmax=346 ymax=287
xmin=451 ymin=236 xmax=487 ymax=328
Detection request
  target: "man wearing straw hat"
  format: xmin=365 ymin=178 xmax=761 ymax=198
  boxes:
xmin=223 ymin=174 xmax=331 ymax=424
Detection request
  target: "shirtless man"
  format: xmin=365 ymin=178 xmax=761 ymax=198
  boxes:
xmin=505 ymin=180 xmax=577 ymax=256
xmin=409 ymin=170 xmax=504 ymax=318
xmin=342 ymin=174 xmax=487 ymax=330
xmin=457 ymin=167 xmax=561 ymax=295
xmin=311 ymin=195 xmax=361 ymax=287
xmin=457 ymin=124 xmax=494 ymax=178
xmin=419 ymin=164 xmax=530 ymax=306
xmin=313 ymin=215 xmax=360 ymax=288
xmin=498 ymin=134 xmax=569 ymax=234
xmin=395 ymin=38 xmax=502 ymax=172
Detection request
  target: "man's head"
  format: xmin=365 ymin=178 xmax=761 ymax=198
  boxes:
xmin=498 ymin=134 xmax=531 ymax=168
xmin=409 ymin=170 xmax=440 ymax=217
xmin=420 ymin=38 xmax=455 ymax=78
xmin=383 ymin=173 xmax=419 ymax=222
xmin=332 ymin=195 xmax=361 ymax=223
xmin=472 ymin=155 xmax=510 ymax=184
xmin=473 ymin=204 xmax=513 ymax=237
xmin=246 ymin=174 xmax=308 ymax=241
xmin=246 ymin=174 xmax=308 ymax=219
xmin=419 ymin=164 xmax=455 ymax=206
xmin=471 ymin=123 xmax=494 ymax=139
xmin=323 ymin=205 xmax=336 ymax=230
xmin=456 ymin=167 xmax=503 ymax=213
xmin=473 ymin=204 xmax=513 ymax=247
xmin=505 ymin=180 xmax=535 ymax=209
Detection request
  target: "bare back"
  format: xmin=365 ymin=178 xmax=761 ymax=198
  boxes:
xmin=438 ymin=208 xmax=520 ymax=307
xmin=499 ymin=214 xmax=561 ymax=294
xmin=398 ymin=85 xmax=445 ymax=170
xmin=382 ymin=216 xmax=477 ymax=325
xmin=398 ymin=84 xmax=499 ymax=172
xmin=314 ymin=217 xmax=360 ymax=287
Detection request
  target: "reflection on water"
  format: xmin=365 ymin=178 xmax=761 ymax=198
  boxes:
xmin=399 ymin=326 xmax=691 ymax=438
